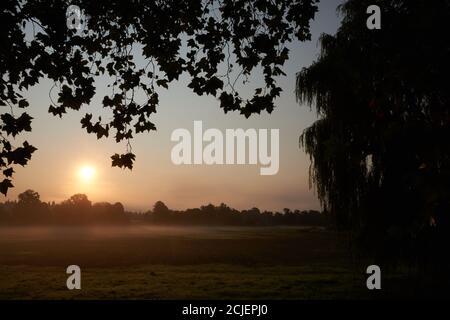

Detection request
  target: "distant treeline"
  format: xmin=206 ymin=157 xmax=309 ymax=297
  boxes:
xmin=0 ymin=190 xmax=127 ymax=225
xmin=137 ymin=201 xmax=327 ymax=226
xmin=0 ymin=190 xmax=328 ymax=226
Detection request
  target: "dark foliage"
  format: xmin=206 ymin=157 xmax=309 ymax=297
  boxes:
xmin=141 ymin=202 xmax=327 ymax=226
xmin=0 ymin=0 xmax=318 ymax=194
xmin=0 ymin=190 xmax=128 ymax=225
xmin=296 ymin=0 xmax=450 ymax=290
xmin=0 ymin=190 xmax=326 ymax=226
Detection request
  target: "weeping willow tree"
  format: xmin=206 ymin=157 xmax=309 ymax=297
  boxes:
xmin=297 ymin=0 xmax=450 ymax=274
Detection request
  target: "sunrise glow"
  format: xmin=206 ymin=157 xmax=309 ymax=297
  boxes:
xmin=79 ymin=166 xmax=96 ymax=183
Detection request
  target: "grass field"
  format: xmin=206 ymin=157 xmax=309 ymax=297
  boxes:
xmin=0 ymin=226 xmax=403 ymax=299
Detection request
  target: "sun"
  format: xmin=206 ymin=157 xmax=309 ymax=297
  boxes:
xmin=79 ymin=166 xmax=96 ymax=183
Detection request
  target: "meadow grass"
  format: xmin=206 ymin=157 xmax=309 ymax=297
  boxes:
xmin=0 ymin=226 xmax=404 ymax=299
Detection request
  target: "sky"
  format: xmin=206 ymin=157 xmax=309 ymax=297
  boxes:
xmin=5 ymin=0 xmax=344 ymax=212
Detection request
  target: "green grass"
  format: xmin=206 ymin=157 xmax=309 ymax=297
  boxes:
xmin=0 ymin=264 xmax=368 ymax=299
xmin=0 ymin=226 xmax=405 ymax=299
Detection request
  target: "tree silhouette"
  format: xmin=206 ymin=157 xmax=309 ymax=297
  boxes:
xmin=15 ymin=189 xmax=49 ymax=223
xmin=296 ymin=0 xmax=450 ymax=262
xmin=0 ymin=190 xmax=326 ymax=226
xmin=63 ymin=193 xmax=91 ymax=208
xmin=17 ymin=189 xmax=40 ymax=205
xmin=0 ymin=0 xmax=319 ymax=194
xmin=153 ymin=200 xmax=170 ymax=217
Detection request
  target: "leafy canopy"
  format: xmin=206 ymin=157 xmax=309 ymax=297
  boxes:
xmin=297 ymin=0 xmax=450 ymax=255
xmin=0 ymin=0 xmax=319 ymax=194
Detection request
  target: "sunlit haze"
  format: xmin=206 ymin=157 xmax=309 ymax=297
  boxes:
xmin=79 ymin=166 xmax=96 ymax=183
xmin=5 ymin=1 xmax=344 ymax=212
